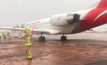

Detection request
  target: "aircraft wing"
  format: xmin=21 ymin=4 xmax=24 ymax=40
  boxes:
xmin=0 ymin=27 xmax=60 ymax=34
xmin=0 ymin=27 xmax=25 ymax=31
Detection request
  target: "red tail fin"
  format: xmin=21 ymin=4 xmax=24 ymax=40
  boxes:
xmin=97 ymin=0 xmax=107 ymax=8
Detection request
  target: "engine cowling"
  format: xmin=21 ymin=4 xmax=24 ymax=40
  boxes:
xmin=50 ymin=13 xmax=80 ymax=26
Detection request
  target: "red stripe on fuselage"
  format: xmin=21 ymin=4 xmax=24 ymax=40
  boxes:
xmin=97 ymin=0 xmax=107 ymax=8
xmin=79 ymin=8 xmax=107 ymax=32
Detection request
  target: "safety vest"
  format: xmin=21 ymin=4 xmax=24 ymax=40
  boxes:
xmin=3 ymin=33 xmax=6 ymax=36
xmin=25 ymin=37 xmax=32 ymax=46
xmin=7 ymin=33 xmax=10 ymax=36
xmin=0 ymin=33 xmax=1 ymax=36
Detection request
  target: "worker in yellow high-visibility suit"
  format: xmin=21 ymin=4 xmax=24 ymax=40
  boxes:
xmin=7 ymin=31 xmax=10 ymax=40
xmin=3 ymin=32 xmax=6 ymax=39
xmin=23 ymin=27 xmax=32 ymax=60
xmin=0 ymin=33 xmax=1 ymax=40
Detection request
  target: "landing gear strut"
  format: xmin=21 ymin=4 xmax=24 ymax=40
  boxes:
xmin=39 ymin=33 xmax=45 ymax=41
xmin=61 ymin=34 xmax=67 ymax=41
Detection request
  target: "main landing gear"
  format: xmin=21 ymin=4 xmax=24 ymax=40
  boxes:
xmin=39 ymin=33 xmax=45 ymax=41
xmin=39 ymin=34 xmax=67 ymax=41
xmin=61 ymin=34 xmax=67 ymax=41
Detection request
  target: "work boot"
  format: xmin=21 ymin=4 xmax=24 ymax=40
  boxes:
xmin=27 ymin=58 xmax=32 ymax=60
xmin=27 ymin=56 xmax=32 ymax=60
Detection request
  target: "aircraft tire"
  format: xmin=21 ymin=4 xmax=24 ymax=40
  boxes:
xmin=39 ymin=36 xmax=45 ymax=41
xmin=61 ymin=36 xmax=67 ymax=41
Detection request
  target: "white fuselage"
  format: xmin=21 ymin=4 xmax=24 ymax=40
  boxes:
xmin=24 ymin=9 xmax=91 ymax=34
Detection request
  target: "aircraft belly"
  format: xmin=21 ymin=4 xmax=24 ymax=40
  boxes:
xmin=27 ymin=21 xmax=83 ymax=34
xmin=42 ymin=22 xmax=80 ymax=34
xmin=57 ymin=21 xmax=82 ymax=34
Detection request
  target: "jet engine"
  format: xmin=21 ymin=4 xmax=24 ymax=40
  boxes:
xmin=50 ymin=13 xmax=80 ymax=26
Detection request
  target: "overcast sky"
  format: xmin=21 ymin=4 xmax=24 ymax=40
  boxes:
xmin=0 ymin=0 xmax=99 ymax=27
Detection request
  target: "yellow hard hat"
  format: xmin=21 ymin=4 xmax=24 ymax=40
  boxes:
xmin=26 ymin=27 xmax=30 ymax=30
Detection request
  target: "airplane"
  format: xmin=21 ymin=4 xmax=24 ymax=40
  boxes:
xmin=0 ymin=0 xmax=107 ymax=41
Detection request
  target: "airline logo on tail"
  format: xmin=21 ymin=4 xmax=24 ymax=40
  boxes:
xmin=94 ymin=9 xmax=107 ymax=21
xmin=79 ymin=0 xmax=107 ymax=32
